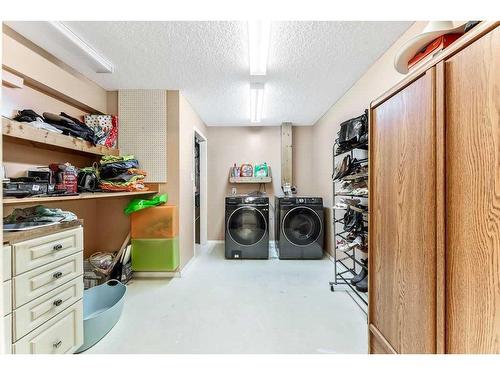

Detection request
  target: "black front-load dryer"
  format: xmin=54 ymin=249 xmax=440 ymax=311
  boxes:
xmin=225 ymin=195 xmax=269 ymax=259
xmin=278 ymin=197 xmax=324 ymax=259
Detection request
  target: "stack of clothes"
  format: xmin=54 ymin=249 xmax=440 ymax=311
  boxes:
xmin=99 ymin=155 xmax=148 ymax=192
xmin=4 ymin=205 xmax=77 ymax=227
xmin=13 ymin=109 xmax=97 ymax=145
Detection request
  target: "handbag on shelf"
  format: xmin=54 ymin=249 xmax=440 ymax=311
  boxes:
xmin=336 ymin=110 xmax=368 ymax=153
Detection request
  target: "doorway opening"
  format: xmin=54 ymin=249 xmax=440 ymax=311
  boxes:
xmin=194 ymin=128 xmax=207 ymax=252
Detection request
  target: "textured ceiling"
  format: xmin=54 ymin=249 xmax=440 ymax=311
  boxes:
xmin=6 ymin=21 xmax=411 ymax=126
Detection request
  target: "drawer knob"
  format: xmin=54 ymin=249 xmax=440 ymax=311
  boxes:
xmin=52 ymin=271 xmax=63 ymax=279
xmin=53 ymin=299 xmax=63 ymax=307
xmin=53 ymin=340 xmax=62 ymax=349
xmin=53 ymin=244 xmax=63 ymax=251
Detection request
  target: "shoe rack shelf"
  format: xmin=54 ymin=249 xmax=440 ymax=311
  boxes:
xmin=2 ymin=117 xmax=120 ymax=157
xmin=329 ymin=140 xmax=369 ymax=309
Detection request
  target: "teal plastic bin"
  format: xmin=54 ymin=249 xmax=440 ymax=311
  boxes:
xmin=76 ymin=280 xmax=126 ymax=353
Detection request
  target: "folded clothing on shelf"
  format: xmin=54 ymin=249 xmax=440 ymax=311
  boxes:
xmin=12 ymin=109 xmax=63 ymax=134
xmin=43 ymin=112 xmax=97 ymax=145
xmin=4 ymin=205 xmax=77 ymax=224
xmin=98 ymin=155 xmax=148 ymax=192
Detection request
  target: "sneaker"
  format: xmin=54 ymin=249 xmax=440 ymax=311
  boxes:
xmin=355 ymin=274 xmax=368 ymax=292
xmin=337 ymin=240 xmax=357 ymax=253
xmin=351 ymin=259 xmax=368 ymax=285
xmin=337 ymin=182 xmax=354 ymax=194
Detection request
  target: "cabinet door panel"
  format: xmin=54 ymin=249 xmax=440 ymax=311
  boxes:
xmin=445 ymin=26 xmax=500 ymax=354
xmin=370 ymin=70 xmax=436 ymax=353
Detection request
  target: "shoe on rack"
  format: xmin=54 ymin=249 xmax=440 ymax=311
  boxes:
xmin=336 ymin=181 xmax=354 ymax=194
xmin=351 ymin=187 xmax=368 ymax=196
xmin=351 ymin=258 xmax=368 ymax=285
xmin=344 ymin=208 xmax=364 ymax=232
xmin=355 ymin=274 xmax=368 ymax=293
xmin=344 ymin=165 xmax=368 ymax=180
xmin=344 ymin=198 xmax=361 ymax=206
xmin=337 ymin=241 xmax=357 ymax=253
xmin=333 ymin=202 xmax=348 ymax=210
xmin=333 ymin=155 xmax=351 ymax=181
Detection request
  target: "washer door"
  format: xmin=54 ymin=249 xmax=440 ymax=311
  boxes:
xmin=227 ymin=206 xmax=267 ymax=246
xmin=282 ymin=206 xmax=322 ymax=246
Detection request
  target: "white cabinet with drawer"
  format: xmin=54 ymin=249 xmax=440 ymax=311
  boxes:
xmin=3 ymin=314 xmax=12 ymax=354
xmin=3 ymin=280 xmax=12 ymax=314
xmin=13 ymin=252 xmax=83 ymax=308
xmin=2 ymin=245 xmax=11 ymax=282
xmin=13 ymin=227 xmax=83 ymax=275
xmin=14 ymin=300 xmax=83 ymax=354
xmin=4 ymin=225 xmax=84 ymax=354
xmin=13 ymin=277 xmax=83 ymax=340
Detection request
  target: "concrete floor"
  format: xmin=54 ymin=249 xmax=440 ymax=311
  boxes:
xmin=84 ymin=242 xmax=368 ymax=354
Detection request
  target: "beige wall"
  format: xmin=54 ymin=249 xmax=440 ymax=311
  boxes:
xmin=178 ymin=93 xmax=208 ymax=267
xmin=206 ymin=125 xmax=316 ymax=241
xmin=309 ymin=21 xmax=466 ymax=254
xmin=292 ymin=126 xmax=314 ymax=196
xmin=2 ymin=26 xmax=107 ymax=113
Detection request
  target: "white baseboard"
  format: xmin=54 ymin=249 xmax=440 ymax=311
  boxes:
xmin=207 ymin=240 xmax=224 ymax=244
xmin=177 ymin=253 xmax=198 ymax=277
xmin=133 ymin=271 xmax=180 ymax=278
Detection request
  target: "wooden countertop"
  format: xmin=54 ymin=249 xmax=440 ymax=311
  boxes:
xmin=3 ymin=219 xmax=83 ymax=244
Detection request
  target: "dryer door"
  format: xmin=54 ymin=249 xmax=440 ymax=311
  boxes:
xmin=282 ymin=206 xmax=322 ymax=246
xmin=227 ymin=206 xmax=267 ymax=246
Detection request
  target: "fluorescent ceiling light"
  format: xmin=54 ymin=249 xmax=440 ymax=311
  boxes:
xmin=250 ymin=83 xmax=264 ymax=123
xmin=248 ymin=21 xmax=271 ymax=76
xmin=49 ymin=21 xmax=114 ymax=73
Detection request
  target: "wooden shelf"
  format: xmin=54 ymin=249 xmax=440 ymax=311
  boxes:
xmin=229 ymin=176 xmax=272 ymax=184
xmin=229 ymin=166 xmax=272 ymax=184
xmin=3 ymin=190 xmax=158 ymax=205
xmin=2 ymin=117 xmax=119 ymax=157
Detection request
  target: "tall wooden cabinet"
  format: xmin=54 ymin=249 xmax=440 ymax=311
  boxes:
xmin=368 ymin=22 xmax=500 ymax=354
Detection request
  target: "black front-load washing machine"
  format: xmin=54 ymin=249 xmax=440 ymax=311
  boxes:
xmin=225 ymin=195 xmax=269 ymax=259
xmin=277 ymin=196 xmax=324 ymax=259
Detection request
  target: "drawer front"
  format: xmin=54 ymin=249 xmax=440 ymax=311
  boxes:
xmin=3 ymin=280 xmax=12 ymax=315
xmin=3 ymin=245 xmax=11 ymax=282
xmin=13 ymin=252 xmax=83 ymax=308
xmin=3 ymin=314 xmax=12 ymax=354
xmin=14 ymin=300 xmax=83 ymax=354
xmin=13 ymin=227 xmax=83 ymax=275
xmin=13 ymin=277 xmax=83 ymax=340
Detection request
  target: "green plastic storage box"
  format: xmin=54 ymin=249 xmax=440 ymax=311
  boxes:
xmin=131 ymin=238 xmax=179 ymax=271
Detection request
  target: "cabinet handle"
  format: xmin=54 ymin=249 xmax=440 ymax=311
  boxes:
xmin=53 ymin=299 xmax=63 ymax=307
xmin=52 ymin=271 xmax=63 ymax=279
xmin=53 ymin=340 xmax=62 ymax=349
xmin=53 ymin=244 xmax=63 ymax=251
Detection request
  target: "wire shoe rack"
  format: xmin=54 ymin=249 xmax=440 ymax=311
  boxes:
xmin=329 ymin=139 xmax=369 ymax=310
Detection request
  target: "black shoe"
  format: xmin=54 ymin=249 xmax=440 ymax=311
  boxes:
xmin=351 ymin=259 xmax=367 ymax=285
xmin=355 ymin=274 xmax=368 ymax=293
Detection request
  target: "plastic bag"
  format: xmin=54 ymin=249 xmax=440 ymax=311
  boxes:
xmin=254 ymin=162 xmax=268 ymax=177
xmin=124 ymin=194 xmax=168 ymax=215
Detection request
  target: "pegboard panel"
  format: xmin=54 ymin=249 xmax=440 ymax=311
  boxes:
xmin=118 ymin=90 xmax=167 ymax=182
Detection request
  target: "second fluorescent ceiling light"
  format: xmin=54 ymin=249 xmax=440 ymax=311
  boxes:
xmin=248 ymin=21 xmax=271 ymax=76
xmin=250 ymin=83 xmax=264 ymax=123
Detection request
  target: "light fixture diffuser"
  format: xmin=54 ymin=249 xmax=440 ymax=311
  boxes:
xmin=49 ymin=21 xmax=114 ymax=73
xmin=248 ymin=21 xmax=271 ymax=76
xmin=250 ymin=83 xmax=264 ymax=123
